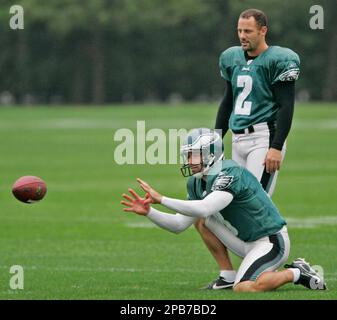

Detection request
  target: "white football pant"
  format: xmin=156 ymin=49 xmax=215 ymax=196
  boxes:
xmin=231 ymin=122 xmax=286 ymax=196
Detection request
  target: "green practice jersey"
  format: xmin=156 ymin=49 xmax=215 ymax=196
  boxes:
xmin=186 ymin=160 xmax=286 ymax=242
xmin=219 ymin=46 xmax=300 ymax=131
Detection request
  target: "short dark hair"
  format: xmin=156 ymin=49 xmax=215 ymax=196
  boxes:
xmin=239 ymin=9 xmax=268 ymax=28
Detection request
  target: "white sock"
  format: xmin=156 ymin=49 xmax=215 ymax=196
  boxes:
xmin=220 ymin=270 xmax=237 ymax=282
xmin=289 ymin=268 xmax=301 ymax=283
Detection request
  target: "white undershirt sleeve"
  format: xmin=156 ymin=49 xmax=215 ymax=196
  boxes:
xmin=147 ymin=207 xmax=196 ymax=234
xmin=160 ymin=191 xmax=234 ymax=218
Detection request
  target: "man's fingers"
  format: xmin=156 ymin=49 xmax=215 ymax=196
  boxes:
xmin=137 ymin=178 xmax=147 ymax=185
xmin=123 ymin=208 xmax=133 ymax=212
xmin=265 ymin=158 xmax=281 ymax=173
xmin=122 ymin=193 xmax=133 ymax=202
xmin=266 ymin=161 xmax=279 ymax=173
xmin=128 ymin=188 xmax=140 ymax=199
xmin=268 ymin=162 xmax=275 ymax=173
xmin=137 ymin=178 xmax=150 ymax=189
xmin=121 ymin=200 xmax=132 ymax=207
xmin=265 ymin=148 xmax=282 ymax=173
xmin=139 ymin=182 xmax=146 ymax=191
xmin=144 ymin=198 xmax=152 ymax=205
xmin=139 ymin=184 xmax=149 ymax=193
xmin=265 ymin=158 xmax=270 ymax=173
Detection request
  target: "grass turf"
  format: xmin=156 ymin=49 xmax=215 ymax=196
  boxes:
xmin=0 ymin=102 xmax=336 ymax=299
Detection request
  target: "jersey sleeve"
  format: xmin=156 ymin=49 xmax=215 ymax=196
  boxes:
xmin=271 ymin=49 xmax=300 ymax=85
xmin=219 ymin=47 xmax=237 ymax=81
xmin=209 ymin=167 xmax=242 ymax=197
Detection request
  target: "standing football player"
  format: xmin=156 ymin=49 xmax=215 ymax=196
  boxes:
xmin=194 ymin=8 xmax=301 ymax=289
xmin=121 ymin=129 xmax=326 ymax=292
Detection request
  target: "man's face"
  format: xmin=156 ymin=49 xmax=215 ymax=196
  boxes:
xmin=237 ymin=17 xmax=267 ymax=53
xmin=188 ymin=151 xmax=202 ymax=174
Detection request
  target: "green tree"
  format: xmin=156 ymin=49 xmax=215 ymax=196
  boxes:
xmin=0 ymin=0 xmax=335 ymax=104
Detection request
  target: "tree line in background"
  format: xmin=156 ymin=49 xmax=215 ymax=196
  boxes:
xmin=0 ymin=0 xmax=335 ymax=105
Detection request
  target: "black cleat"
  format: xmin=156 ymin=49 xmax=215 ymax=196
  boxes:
xmin=205 ymin=276 xmax=234 ymax=290
xmin=284 ymin=258 xmax=327 ymax=290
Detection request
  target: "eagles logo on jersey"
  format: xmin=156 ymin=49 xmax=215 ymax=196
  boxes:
xmin=278 ymin=68 xmax=300 ymax=81
xmin=211 ymin=172 xmax=234 ymax=191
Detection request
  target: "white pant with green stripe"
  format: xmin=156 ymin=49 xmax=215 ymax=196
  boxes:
xmin=231 ymin=123 xmax=286 ymax=196
xmin=205 ymin=216 xmax=290 ymax=286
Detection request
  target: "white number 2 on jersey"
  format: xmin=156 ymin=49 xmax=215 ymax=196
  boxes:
xmin=234 ymin=75 xmax=252 ymax=115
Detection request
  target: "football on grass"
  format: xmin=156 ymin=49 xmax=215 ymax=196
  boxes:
xmin=12 ymin=176 xmax=47 ymax=203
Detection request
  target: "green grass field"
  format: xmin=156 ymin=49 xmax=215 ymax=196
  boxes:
xmin=0 ymin=103 xmax=336 ymax=300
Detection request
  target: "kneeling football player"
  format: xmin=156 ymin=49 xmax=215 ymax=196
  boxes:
xmin=121 ymin=128 xmax=326 ymax=292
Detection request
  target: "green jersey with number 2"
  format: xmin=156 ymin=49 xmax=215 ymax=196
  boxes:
xmin=219 ymin=46 xmax=300 ymax=131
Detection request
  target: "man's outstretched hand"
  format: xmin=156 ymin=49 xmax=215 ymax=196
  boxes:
xmin=137 ymin=178 xmax=163 ymax=204
xmin=121 ymin=188 xmax=152 ymax=216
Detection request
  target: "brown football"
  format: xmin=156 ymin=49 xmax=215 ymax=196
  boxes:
xmin=12 ymin=176 xmax=47 ymax=203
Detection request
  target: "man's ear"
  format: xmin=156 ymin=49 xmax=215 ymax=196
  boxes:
xmin=260 ymin=26 xmax=268 ymax=36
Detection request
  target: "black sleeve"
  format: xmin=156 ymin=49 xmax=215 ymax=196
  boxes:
xmin=215 ymin=81 xmax=233 ymax=138
xmin=270 ymin=81 xmax=296 ymax=150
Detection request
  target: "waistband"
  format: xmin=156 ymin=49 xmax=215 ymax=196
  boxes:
xmin=232 ymin=121 xmax=276 ymax=134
